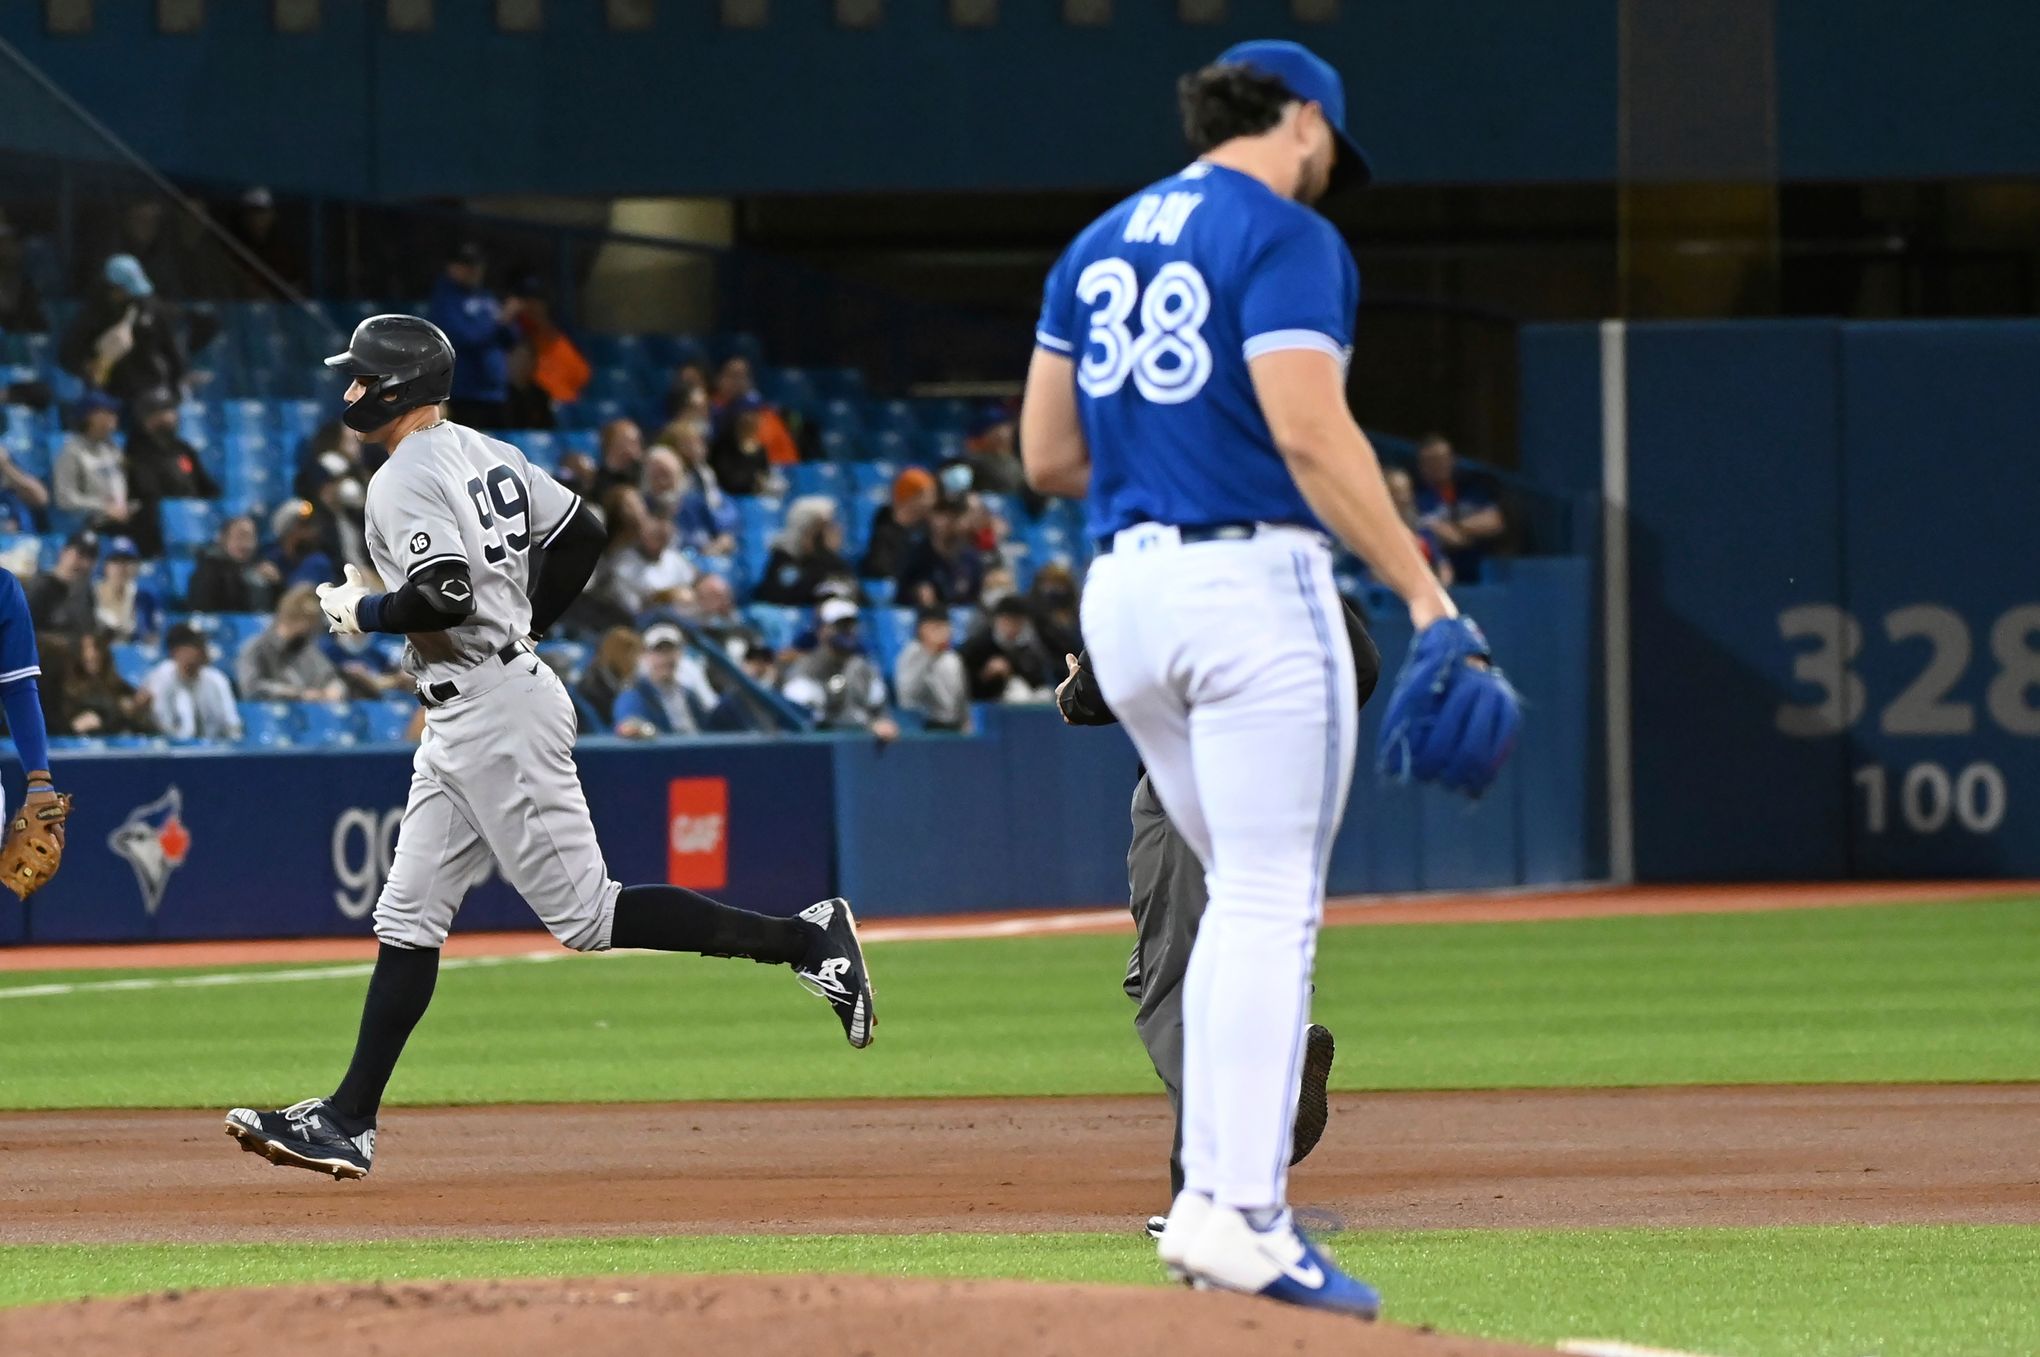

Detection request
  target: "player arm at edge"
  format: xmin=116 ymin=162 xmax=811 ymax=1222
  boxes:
xmin=1249 ymin=348 xmax=1455 ymax=632
xmin=0 ymin=572 xmax=58 ymax=805
xmin=1020 ymin=349 xmax=1090 ymax=500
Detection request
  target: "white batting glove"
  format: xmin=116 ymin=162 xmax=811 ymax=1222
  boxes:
xmin=316 ymin=564 xmax=371 ymax=636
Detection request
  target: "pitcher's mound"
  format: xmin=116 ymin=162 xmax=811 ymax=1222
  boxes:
xmin=0 ymin=1274 xmax=1563 ymax=1356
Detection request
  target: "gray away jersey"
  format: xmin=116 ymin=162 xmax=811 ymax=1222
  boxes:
xmin=362 ymin=421 xmax=579 ymax=688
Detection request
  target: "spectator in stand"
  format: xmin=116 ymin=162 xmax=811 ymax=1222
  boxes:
xmin=427 ymin=242 xmax=521 ymax=429
xmin=58 ymin=255 xmax=203 ymax=405
xmin=0 ymin=437 xmax=48 ymax=534
xmin=86 ymin=201 xmax=189 ymax=300
xmin=326 ymin=628 xmax=411 ymax=700
xmin=754 ymin=496 xmax=858 ymax=607
xmin=573 ymin=625 xmax=642 ymax=734
xmin=94 ymin=537 xmax=162 ymax=643
xmin=965 ymin=405 xmax=1026 ymax=495
xmin=710 ymin=357 xmax=800 ymax=465
xmin=592 ymin=418 xmax=645 ymax=501
xmin=1413 ymin=435 xmax=1504 ymax=582
xmin=607 ymin=510 xmax=697 ymax=619
xmin=143 ymin=622 xmax=241 ymax=741
xmin=1386 ymin=466 xmax=1452 ymax=586
xmin=502 ymin=341 xmax=555 ymax=430
xmin=293 ymin=419 xmax=369 ymax=503
xmin=859 ymin=466 xmax=937 ymax=581
xmin=269 ymin=498 xmax=337 ymax=588
xmin=737 ymin=640 xmax=779 ymax=692
xmin=1027 ymin=560 xmax=1083 ymax=660
xmin=662 ymin=420 xmax=737 ymax=556
xmin=709 ymin=397 xmax=781 ymax=497
xmin=961 ymin=596 xmax=1058 ymax=703
xmin=614 ymin=622 xmax=718 ymax=738
xmin=236 ymin=584 xmax=346 ymax=702
xmin=978 ymin=562 xmax=1018 ymax=611
xmin=555 ymin=450 xmax=599 ymax=502
xmin=0 ymin=215 xmax=45 ymax=333
xmin=894 ymin=607 xmax=970 ymax=732
xmin=896 ymin=500 xmax=983 ymax=609
xmin=504 ymin=273 xmax=587 ymax=424
xmin=225 ymin=187 xmax=305 ymax=298
xmin=53 ymin=391 xmax=131 ymax=530
xmin=640 ymin=446 xmax=684 ymax=523
xmin=124 ymin=386 xmax=220 ymax=557
xmin=782 ymin=599 xmax=898 ymax=741
xmin=664 ymin=362 xmax=709 ymax=420
xmin=186 ymin=515 xmax=280 ymax=614
xmin=57 ymin=630 xmax=153 ymax=737
xmin=300 ymin=453 xmax=373 ymax=575
xmin=685 ymin=574 xmax=763 ymax=659
xmin=26 ymin=530 xmax=100 ymax=637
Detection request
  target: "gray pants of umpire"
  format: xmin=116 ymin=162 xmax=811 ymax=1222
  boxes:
xmin=1122 ymin=771 xmax=1207 ymax=1198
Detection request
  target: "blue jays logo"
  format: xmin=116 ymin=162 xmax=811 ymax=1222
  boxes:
xmin=108 ymin=787 xmax=192 ymax=916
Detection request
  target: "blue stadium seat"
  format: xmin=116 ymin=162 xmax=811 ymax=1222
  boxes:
xmin=1 ymin=404 xmax=40 ymax=454
xmin=298 ymin=701 xmax=363 ymax=747
xmin=815 ymin=428 xmax=858 ymax=464
xmin=786 ymin=462 xmax=846 ymax=499
xmin=864 ymin=399 xmax=919 ymax=440
xmin=709 ymin=333 xmax=765 ymax=368
xmin=585 ymin=366 xmax=644 ymax=404
xmin=535 ymin=638 xmax=588 ymax=681
xmin=216 ymin=613 xmax=270 ymax=657
xmin=949 ymin=605 xmax=979 ymax=641
xmin=18 ymin=430 xmax=55 ymax=480
xmin=865 ymin=607 xmax=908 ymax=677
xmin=642 ymin=334 xmax=707 ymax=371
xmin=812 ymin=368 xmax=867 ymax=401
xmin=745 ymin=604 xmax=807 ymax=651
xmin=736 ymin=496 xmax=786 ymax=583
xmin=762 ymin=367 xmax=817 ymax=411
xmin=976 ymin=492 xmax=1017 ymax=526
xmin=158 ymin=500 xmax=218 ymax=555
xmin=237 ymin=701 xmax=298 ymax=747
xmin=358 ymin=699 xmax=415 ymax=744
xmin=166 ymin=556 xmax=197 ymax=602
xmin=275 ymin=399 xmax=324 ymax=455
xmin=221 ymin=399 xmax=271 ymax=436
xmin=922 ymin=430 xmax=966 ymax=465
xmin=869 ymin=431 xmax=915 ymax=468
xmin=864 ymin=576 xmax=896 ymax=607
xmin=849 ymin=461 xmax=900 ymax=497
xmin=917 ymin=398 xmax=974 ymax=433
xmin=558 ymin=428 xmax=599 ymax=459
xmin=111 ymin=643 xmax=157 ymax=687
xmin=502 ymin=430 xmax=560 ymax=471
xmin=817 ymin=398 xmax=864 ymax=437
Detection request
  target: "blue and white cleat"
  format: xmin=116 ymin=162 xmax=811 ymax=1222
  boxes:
xmin=1179 ymin=1204 xmax=1382 ymax=1319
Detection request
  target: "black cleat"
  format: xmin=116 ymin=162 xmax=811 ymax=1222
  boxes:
xmin=1289 ymin=1024 xmax=1336 ymax=1166
xmin=224 ymin=1098 xmax=374 ymax=1180
xmin=793 ymin=897 xmax=876 ymax=1049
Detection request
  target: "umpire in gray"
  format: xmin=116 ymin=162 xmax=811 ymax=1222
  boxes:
xmin=1056 ymin=601 xmax=1381 ymax=1225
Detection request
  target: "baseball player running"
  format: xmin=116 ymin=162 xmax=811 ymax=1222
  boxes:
xmin=1054 ymin=602 xmax=1380 ymax=1230
xmin=225 ymin=316 xmax=874 ymax=1180
xmin=1021 ymin=41 xmax=1518 ymax=1316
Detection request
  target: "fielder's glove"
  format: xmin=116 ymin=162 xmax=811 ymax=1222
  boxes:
xmin=1 ymin=789 xmax=73 ymax=899
xmin=316 ymin=564 xmax=371 ymax=636
xmin=1377 ymin=616 xmax=1521 ymax=798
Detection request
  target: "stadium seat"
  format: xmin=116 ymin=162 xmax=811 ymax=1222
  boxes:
xmin=237 ymin=701 xmax=298 ymax=747
xmin=976 ymin=492 xmax=1017 ymax=526
xmin=111 ymin=643 xmax=157 ymax=687
xmin=298 ymin=701 xmax=363 ymax=747
xmin=922 ymin=430 xmax=966 ymax=465
xmin=917 ymin=398 xmax=974 ymax=433
xmin=642 ymin=333 xmax=707 ymax=371
xmin=221 ymin=399 xmax=270 ymax=436
xmin=745 ymin=604 xmax=807 ymax=651
xmin=709 ymin=333 xmax=765 ymax=368
xmin=864 ymin=399 xmax=920 ymax=440
xmin=216 ymin=613 xmax=269 ymax=657
xmin=535 ymin=638 xmax=588 ymax=681
xmin=865 ymin=430 xmax=912 ymax=467
xmin=849 ymin=461 xmax=900 ymax=497
xmin=864 ymin=577 xmax=897 ymax=607
xmin=762 ymin=367 xmax=817 ymax=411
xmin=358 ymin=700 xmax=415 ymax=745
xmin=816 ymin=398 xmax=863 ymax=437
xmin=502 ymin=430 xmax=561 ymax=471
xmin=949 ymin=605 xmax=978 ymax=641
xmin=787 ymin=462 xmax=846 ymax=499
xmin=158 ymin=500 xmax=219 ymax=556
xmin=864 ymin=607 xmax=908 ymax=676
xmin=815 ymin=428 xmax=857 ymax=464
xmin=166 ymin=556 xmax=197 ymax=602
xmin=812 ymin=367 xmax=867 ymax=401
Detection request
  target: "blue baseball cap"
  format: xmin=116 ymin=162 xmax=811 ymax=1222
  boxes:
xmin=1215 ymin=39 xmax=1373 ymax=193
xmin=104 ymin=253 xmax=153 ymax=297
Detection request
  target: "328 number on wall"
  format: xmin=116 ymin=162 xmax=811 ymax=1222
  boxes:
xmin=1776 ymin=604 xmax=2040 ymax=737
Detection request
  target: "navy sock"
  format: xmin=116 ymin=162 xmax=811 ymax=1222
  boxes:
xmin=611 ymin=885 xmax=820 ymax=966
xmin=330 ymin=943 xmax=439 ymax=1125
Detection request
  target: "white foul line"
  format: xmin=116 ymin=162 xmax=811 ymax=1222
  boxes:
xmin=0 ymin=952 xmax=567 ymax=1002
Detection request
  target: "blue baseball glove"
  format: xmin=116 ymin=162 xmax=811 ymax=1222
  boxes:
xmin=1376 ymin=616 xmax=1522 ymax=798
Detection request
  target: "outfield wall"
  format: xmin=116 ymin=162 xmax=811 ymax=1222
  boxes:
xmin=1523 ymin=318 xmax=2040 ymax=881
xmin=1 ymin=560 xmax=1590 ymax=945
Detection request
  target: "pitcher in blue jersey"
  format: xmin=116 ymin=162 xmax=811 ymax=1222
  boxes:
xmin=1023 ymin=42 xmax=1515 ymax=1317
xmin=0 ymin=568 xmax=70 ymax=899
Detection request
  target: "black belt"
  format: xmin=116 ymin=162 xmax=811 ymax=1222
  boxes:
xmin=417 ymin=641 xmax=530 ymax=708
xmin=1093 ymin=522 xmax=1260 ymax=555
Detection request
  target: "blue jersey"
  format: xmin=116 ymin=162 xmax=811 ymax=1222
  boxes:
xmin=0 ymin=569 xmax=40 ymax=687
xmin=1035 ymin=162 xmax=1361 ymax=540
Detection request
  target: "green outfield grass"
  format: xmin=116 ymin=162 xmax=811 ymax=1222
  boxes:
xmin=3 ymin=1225 xmax=2036 ymax=1357
xmin=0 ymin=898 xmax=2035 ymax=1109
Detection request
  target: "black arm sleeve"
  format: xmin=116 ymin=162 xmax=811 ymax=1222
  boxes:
xmin=362 ymin=559 xmax=477 ymax=634
xmin=527 ymin=503 xmax=606 ymax=639
xmin=1056 ymin=648 xmax=1118 ymax=727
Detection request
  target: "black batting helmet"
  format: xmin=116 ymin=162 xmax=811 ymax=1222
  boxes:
xmin=324 ymin=314 xmax=454 ymax=434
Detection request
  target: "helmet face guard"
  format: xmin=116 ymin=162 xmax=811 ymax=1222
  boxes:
xmin=324 ymin=314 xmax=456 ymax=435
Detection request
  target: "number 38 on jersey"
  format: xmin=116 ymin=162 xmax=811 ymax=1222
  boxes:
xmin=1075 ymin=258 xmax=1213 ymax=405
